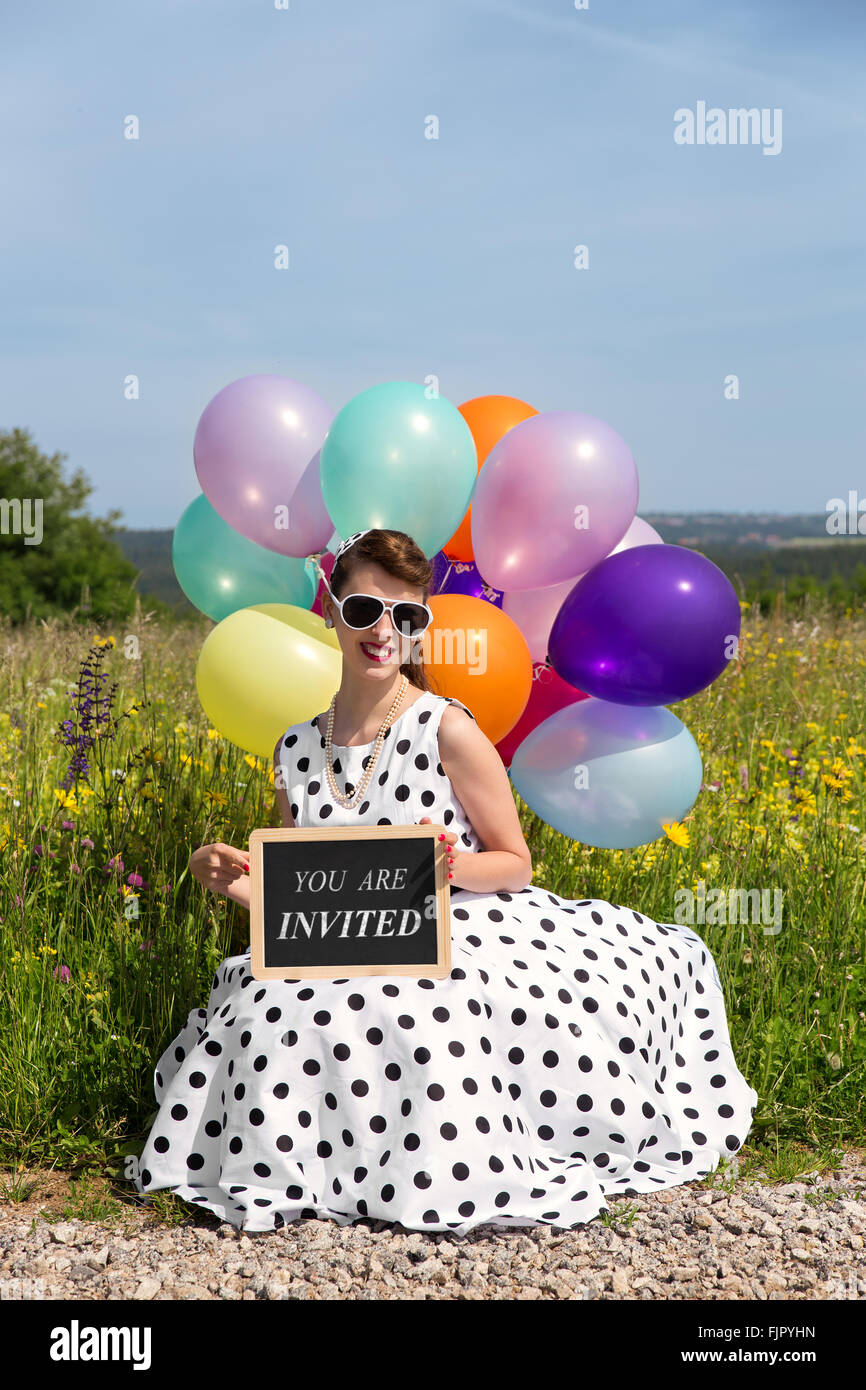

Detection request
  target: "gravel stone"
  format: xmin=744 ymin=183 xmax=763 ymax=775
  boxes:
xmin=0 ymin=1152 xmax=864 ymax=1300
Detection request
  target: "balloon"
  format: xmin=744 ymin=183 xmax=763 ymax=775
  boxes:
xmin=510 ymin=698 xmax=703 ymax=849
xmin=471 ymin=410 xmax=638 ymax=590
xmin=430 ymin=553 xmax=503 ymax=606
xmin=444 ymin=394 xmax=538 ymax=560
xmin=420 ymin=595 xmax=532 ymax=745
xmin=502 ymin=516 xmax=664 ymax=664
xmin=501 ymin=576 xmax=576 ymax=664
xmin=495 ymin=663 xmax=589 ymax=767
xmin=172 ymin=494 xmax=317 ymax=622
xmin=194 ymin=374 xmax=334 ymax=557
xmin=195 ymin=604 xmax=342 ymax=759
xmin=548 ymin=545 xmax=741 ymax=706
xmin=310 ymin=549 xmax=335 ymax=617
xmin=318 ymin=381 xmax=478 ymax=557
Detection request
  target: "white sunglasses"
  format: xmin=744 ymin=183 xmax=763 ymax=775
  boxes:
xmin=322 ymin=579 xmax=433 ymax=637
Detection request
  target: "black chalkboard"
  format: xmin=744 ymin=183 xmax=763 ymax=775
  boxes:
xmin=248 ymin=825 xmax=451 ymax=979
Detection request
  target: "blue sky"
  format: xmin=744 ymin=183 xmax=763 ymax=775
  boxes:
xmin=1 ymin=0 xmax=863 ymax=527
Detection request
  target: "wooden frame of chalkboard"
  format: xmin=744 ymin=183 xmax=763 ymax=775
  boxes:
xmin=247 ymin=825 xmax=451 ymax=980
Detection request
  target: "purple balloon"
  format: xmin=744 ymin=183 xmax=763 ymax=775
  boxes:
xmin=548 ymin=545 xmax=741 ymax=705
xmin=194 ymin=374 xmax=334 ymax=558
xmin=430 ymin=553 xmax=503 ymax=606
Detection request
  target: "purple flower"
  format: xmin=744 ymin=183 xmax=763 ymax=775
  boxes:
xmin=70 ymin=863 xmax=81 ymax=875
xmin=53 ymin=965 xmax=71 ymax=982
xmin=81 ymin=837 xmax=94 ymax=851
xmin=103 ymin=855 xmax=125 ymax=875
xmin=127 ymin=872 xmax=146 ymax=889
xmin=61 ymin=820 xmax=75 ymax=831
xmin=33 ymin=843 xmax=43 ymax=856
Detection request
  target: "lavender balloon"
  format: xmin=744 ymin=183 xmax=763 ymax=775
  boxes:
xmin=194 ymin=374 xmax=334 ymax=558
xmin=430 ymin=552 xmax=503 ymax=606
xmin=471 ymin=410 xmax=639 ymax=590
xmin=548 ymin=544 xmax=740 ymax=706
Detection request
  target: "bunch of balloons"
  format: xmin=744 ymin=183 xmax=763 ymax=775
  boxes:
xmin=180 ymin=374 xmax=740 ymax=849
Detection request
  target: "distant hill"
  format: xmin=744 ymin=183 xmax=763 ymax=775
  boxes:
xmin=113 ymin=514 xmax=866 ymax=615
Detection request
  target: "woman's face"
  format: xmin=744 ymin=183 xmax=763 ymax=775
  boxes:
xmin=322 ymin=560 xmax=426 ymax=678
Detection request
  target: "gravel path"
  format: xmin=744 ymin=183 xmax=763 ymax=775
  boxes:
xmin=2 ymin=1151 xmax=864 ymax=1300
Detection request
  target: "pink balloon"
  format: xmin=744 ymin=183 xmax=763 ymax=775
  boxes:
xmin=567 ymin=513 xmax=664 ymax=587
xmin=501 ymin=576 xmax=576 ymax=664
xmin=495 ymin=663 xmax=589 ymax=768
xmin=310 ymin=550 xmax=335 ymax=617
xmin=471 ymin=411 xmax=639 ymax=590
xmin=194 ymin=374 xmax=335 ymax=558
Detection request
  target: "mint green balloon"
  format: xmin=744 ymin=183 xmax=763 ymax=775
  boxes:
xmin=172 ymin=494 xmax=316 ymax=622
xmin=319 ymin=381 xmax=478 ymax=556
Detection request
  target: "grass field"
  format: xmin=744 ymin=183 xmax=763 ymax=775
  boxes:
xmin=1 ymin=596 xmax=863 ymax=1225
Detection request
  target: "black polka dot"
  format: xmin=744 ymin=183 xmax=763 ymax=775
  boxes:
xmin=138 ymin=697 xmax=754 ymax=1236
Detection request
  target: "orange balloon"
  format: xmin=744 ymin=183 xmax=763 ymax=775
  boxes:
xmin=444 ymin=395 xmax=539 ymax=561
xmin=421 ymin=594 xmax=533 ymax=745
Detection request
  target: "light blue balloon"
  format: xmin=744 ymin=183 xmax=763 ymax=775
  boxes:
xmin=510 ymin=698 xmax=703 ymax=849
xmin=172 ymin=494 xmax=317 ymax=622
xmin=319 ymin=381 xmax=478 ymax=556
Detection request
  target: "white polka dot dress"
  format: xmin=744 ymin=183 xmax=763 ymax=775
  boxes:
xmin=132 ymin=690 xmax=758 ymax=1233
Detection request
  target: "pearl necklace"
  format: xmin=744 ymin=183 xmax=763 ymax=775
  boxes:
xmin=324 ymin=674 xmax=409 ymax=810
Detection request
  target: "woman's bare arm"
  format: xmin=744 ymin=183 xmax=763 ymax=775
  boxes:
xmin=437 ymin=704 xmax=533 ymax=893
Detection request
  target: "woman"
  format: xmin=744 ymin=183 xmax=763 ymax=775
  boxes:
xmin=131 ymin=527 xmax=758 ymax=1233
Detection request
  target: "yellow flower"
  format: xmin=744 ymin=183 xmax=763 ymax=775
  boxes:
xmin=204 ymin=790 xmax=229 ymax=808
xmin=36 ymin=701 xmax=46 ymax=709
xmin=662 ymin=821 xmax=690 ymax=848
xmin=207 ymin=728 xmax=221 ymax=741
xmin=54 ymin=788 xmax=78 ymax=809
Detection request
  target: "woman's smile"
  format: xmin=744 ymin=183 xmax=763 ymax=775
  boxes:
xmin=360 ymin=639 xmax=394 ymax=663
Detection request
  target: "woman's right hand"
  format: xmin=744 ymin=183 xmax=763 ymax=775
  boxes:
xmin=189 ymin=842 xmax=249 ymax=898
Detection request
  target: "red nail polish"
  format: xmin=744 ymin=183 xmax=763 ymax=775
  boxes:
xmin=438 ymin=834 xmax=445 ymax=841
xmin=243 ymin=862 xmax=249 ymax=872
xmin=448 ymin=873 xmax=453 ymax=879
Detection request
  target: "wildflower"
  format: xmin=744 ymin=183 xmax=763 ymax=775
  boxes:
xmin=126 ymin=871 xmax=147 ymax=889
xmin=103 ymin=855 xmax=125 ymax=875
xmin=56 ymin=640 xmax=121 ymax=788
xmin=53 ymin=965 xmax=72 ymax=982
xmin=662 ymin=822 xmax=690 ymax=848
xmin=81 ymin=837 xmax=94 ymax=851
xmin=61 ymin=819 xmax=75 ymax=831
xmin=70 ymin=863 xmax=81 ymax=874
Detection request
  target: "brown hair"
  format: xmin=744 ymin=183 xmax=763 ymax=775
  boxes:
xmin=328 ymin=529 xmax=440 ymax=694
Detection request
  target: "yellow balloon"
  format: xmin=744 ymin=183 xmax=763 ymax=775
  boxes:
xmin=196 ymin=603 xmax=342 ymax=758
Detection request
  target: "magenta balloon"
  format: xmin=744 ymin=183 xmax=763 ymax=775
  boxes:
xmin=548 ymin=545 xmax=741 ymax=706
xmin=470 ymin=410 xmax=639 ymax=590
xmin=495 ymin=663 xmax=589 ymax=767
xmin=194 ymin=374 xmax=334 ymax=557
xmin=310 ymin=550 xmax=335 ymax=617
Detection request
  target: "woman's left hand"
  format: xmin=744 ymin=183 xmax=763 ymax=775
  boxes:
xmin=418 ymin=816 xmax=461 ymax=885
